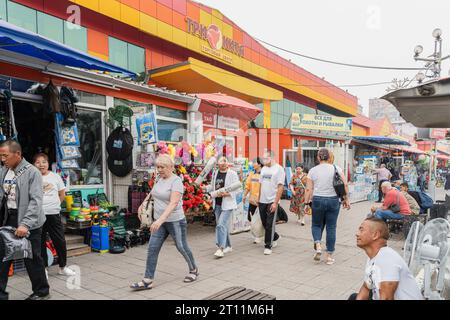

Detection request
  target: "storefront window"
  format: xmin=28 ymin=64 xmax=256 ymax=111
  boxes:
xmin=157 ymin=120 xmax=187 ymax=142
xmin=37 ymin=12 xmax=63 ymax=43
xmin=7 ymin=1 xmax=37 ymax=33
xmin=74 ymin=90 xmax=106 ymax=106
xmin=69 ymin=109 xmax=103 ymax=185
xmin=64 ymin=21 xmax=87 ymax=52
xmin=156 ymin=106 xmax=187 ymax=120
xmin=301 ymin=140 xmax=318 ymax=148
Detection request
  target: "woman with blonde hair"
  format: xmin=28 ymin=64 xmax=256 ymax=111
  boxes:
xmin=131 ymin=154 xmax=198 ymax=290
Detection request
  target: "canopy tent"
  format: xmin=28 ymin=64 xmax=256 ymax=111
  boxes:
xmin=352 ymin=136 xmax=411 ymax=146
xmin=0 ymin=20 xmax=136 ymax=77
xmin=195 ymin=93 xmax=262 ymax=122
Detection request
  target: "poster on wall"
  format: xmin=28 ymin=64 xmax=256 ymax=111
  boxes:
xmin=136 ymin=112 xmax=158 ymax=145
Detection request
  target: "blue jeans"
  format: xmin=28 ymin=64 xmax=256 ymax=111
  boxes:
xmin=145 ymin=218 xmax=197 ymax=279
xmin=311 ymin=196 xmax=340 ymax=253
xmin=374 ymin=209 xmax=405 ymax=221
xmin=214 ymin=205 xmax=232 ymax=249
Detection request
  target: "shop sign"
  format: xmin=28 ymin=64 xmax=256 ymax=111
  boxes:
xmin=202 ymin=112 xmax=239 ymax=131
xmin=431 ymin=129 xmax=447 ymax=139
xmin=291 ymin=113 xmax=352 ymax=133
xmin=186 ymin=17 xmax=244 ymax=62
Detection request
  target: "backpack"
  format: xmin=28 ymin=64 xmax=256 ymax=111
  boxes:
xmin=417 ymin=191 xmax=433 ymax=210
xmin=106 ymin=126 xmax=133 ymax=160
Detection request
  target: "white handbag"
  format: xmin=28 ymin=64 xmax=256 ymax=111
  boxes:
xmin=137 ymin=193 xmax=154 ymax=228
xmin=250 ymin=208 xmax=265 ymax=238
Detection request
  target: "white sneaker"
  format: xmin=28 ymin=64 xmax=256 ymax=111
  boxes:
xmin=264 ymin=248 xmax=272 ymax=255
xmin=272 ymin=241 xmax=278 ymax=248
xmin=59 ymin=267 xmax=76 ymax=276
xmin=214 ymin=249 xmax=224 ymax=258
xmin=223 ymin=247 xmax=233 ymax=254
xmin=45 ymin=268 xmax=48 ymax=280
xmin=253 ymin=237 xmax=262 ymax=244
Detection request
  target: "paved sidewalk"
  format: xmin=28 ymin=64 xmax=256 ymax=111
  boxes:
xmin=8 ymin=188 xmax=443 ymax=300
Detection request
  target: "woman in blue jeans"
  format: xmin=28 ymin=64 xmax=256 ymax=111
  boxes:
xmin=203 ymin=157 xmax=241 ymax=258
xmin=130 ymin=155 xmax=198 ymax=291
xmin=304 ymin=148 xmax=351 ymax=265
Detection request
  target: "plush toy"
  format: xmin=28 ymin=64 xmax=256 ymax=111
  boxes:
xmin=181 ymin=141 xmax=191 ymax=165
xmin=167 ymin=144 xmax=175 ymax=160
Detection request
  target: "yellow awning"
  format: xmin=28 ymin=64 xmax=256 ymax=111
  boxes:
xmin=149 ymin=57 xmax=283 ymax=104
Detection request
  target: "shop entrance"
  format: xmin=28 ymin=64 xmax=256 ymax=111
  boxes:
xmin=4 ymin=98 xmax=55 ymax=163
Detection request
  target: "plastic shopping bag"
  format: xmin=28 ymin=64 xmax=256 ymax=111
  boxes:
xmin=250 ymin=208 xmax=265 ymax=239
xmin=0 ymin=226 xmax=33 ymax=262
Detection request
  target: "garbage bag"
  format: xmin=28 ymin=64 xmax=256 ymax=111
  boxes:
xmin=250 ymin=208 xmax=265 ymax=238
xmin=0 ymin=226 xmax=33 ymax=262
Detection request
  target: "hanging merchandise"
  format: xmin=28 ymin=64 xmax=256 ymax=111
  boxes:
xmin=60 ymin=159 xmax=80 ymax=170
xmin=59 ymin=146 xmax=82 ymax=160
xmin=107 ymin=155 xmax=133 ymax=177
xmin=1 ymin=89 xmax=18 ymax=140
xmin=135 ymin=112 xmax=158 ymax=145
xmin=40 ymin=80 xmax=61 ymax=114
xmin=59 ymin=86 xmax=79 ymax=125
xmin=55 ymin=113 xmax=80 ymax=147
xmin=105 ymin=105 xmax=133 ymax=130
xmin=106 ymin=126 xmax=134 ymax=160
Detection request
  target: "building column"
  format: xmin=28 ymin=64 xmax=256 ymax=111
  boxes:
xmin=263 ymin=99 xmax=271 ymax=128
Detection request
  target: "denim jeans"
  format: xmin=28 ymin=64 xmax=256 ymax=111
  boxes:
xmin=145 ymin=218 xmax=197 ymax=279
xmin=374 ymin=209 xmax=405 ymax=222
xmin=311 ymin=196 xmax=340 ymax=253
xmin=214 ymin=205 xmax=232 ymax=249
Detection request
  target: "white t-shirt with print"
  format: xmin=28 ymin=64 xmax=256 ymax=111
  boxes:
xmin=42 ymin=171 xmax=66 ymax=215
xmin=259 ymin=164 xmax=285 ymax=204
xmin=307 ymin=163 xmax=343 ymax=197
xmin=364 ymin=247 xmax=423 ymax=300
xmin=3 ymin=170 xmax=17 ymax=209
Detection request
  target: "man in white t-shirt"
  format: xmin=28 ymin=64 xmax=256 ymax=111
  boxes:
xmin=350 ymin=217 xmax=423 ymax=300
xmin=258 ymin=150 xmax=285 ymax=255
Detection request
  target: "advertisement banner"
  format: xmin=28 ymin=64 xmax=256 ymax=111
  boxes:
xmin=431 ymin=129 xmax=447 ymax=140
xmin=291 ymin=113 xmax=352 ymax=133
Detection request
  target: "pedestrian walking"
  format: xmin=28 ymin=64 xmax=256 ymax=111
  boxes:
xmin=289 ymin=163 xmax=308 ymax=226
xmin=258 ymin=150 xmax=285 ymax=255
xmin=33 ymin=153 xmax=76 ymax=277
xmin=244 ymin=157 xmax=263 ymax=243
xmin=203 ymin=157 xmax=240 ymax=258
xmin=374 ymin=164 xmax=392 ymax=202
xmin=131 ymin=155 xmax=198 ymax=291
xmin=304 ymin=148 xmax=350 ymax=265
xmin=0 ymin=140 xmax=50 ymax=300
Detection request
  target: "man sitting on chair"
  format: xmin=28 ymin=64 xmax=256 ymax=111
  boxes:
xmin=370 ymin=181 xmax=411 ymax=222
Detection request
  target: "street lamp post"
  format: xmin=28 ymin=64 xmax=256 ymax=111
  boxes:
xmin=414 ymin=28 xmax=450 ymax=82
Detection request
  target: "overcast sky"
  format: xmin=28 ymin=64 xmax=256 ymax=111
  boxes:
xmin=196 ymin=0 xmax=450 ymax=114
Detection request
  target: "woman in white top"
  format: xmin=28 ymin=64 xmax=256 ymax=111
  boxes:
xmin=304 ymin=148 xmax=350 ymax=265
xmin=33 ymin=153 xmax=75 ymax=277
xmin=130 ymin=155 xmax=198 ymax=291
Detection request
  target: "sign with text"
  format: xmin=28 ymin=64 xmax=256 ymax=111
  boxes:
xmin=431 ymin=129 xmax=447 ymax=140
xmin=202 ymin=112 xmax=239 ymax=131
xmin=291 ymin=113 xmax=352 ymax=133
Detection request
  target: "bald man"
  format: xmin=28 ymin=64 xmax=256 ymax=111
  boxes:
xmin=349 ymin=217 xmax=423 ymax=300
xmin=370 ymin=181 xmax=411 ymax=222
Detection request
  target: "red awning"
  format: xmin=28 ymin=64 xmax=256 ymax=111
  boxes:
xmin=401 ymin=146 xmax=425 ymax=154
xmin=437 ymin=154 xmax=450 ymax=161
xmin=194 ymin=93 xmax=262 ymax=121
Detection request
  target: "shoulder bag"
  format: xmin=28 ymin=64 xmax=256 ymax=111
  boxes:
xmin=333 ymin=165 xmax=346 ymax=200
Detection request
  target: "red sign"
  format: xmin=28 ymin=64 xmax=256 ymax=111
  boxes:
xmin=202 ymin=113 xmax=216 ymax=126
xmin=431 ymin=129 xmax=447 ymax=139
xmin=186 ymin=17 xmax=244 ymax=57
